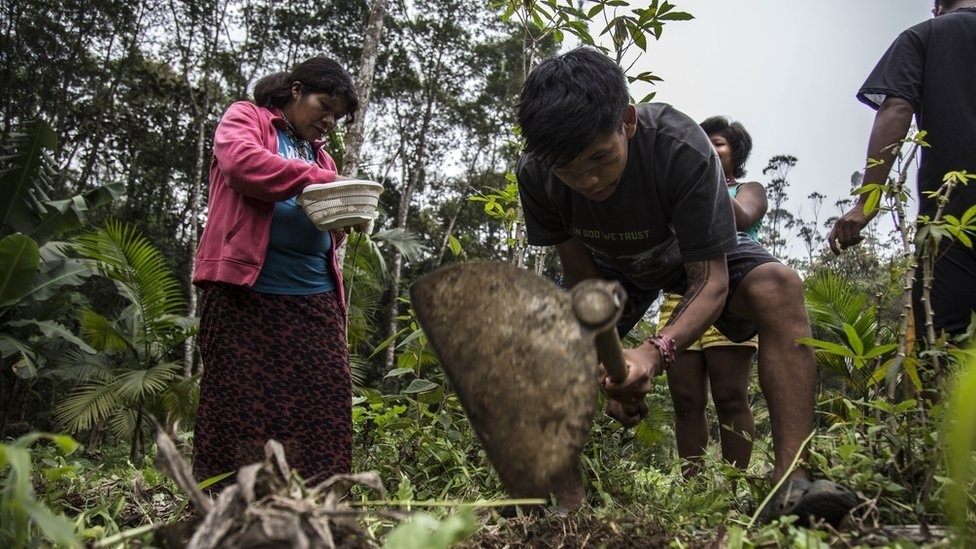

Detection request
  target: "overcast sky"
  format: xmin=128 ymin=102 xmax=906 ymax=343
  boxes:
xmin=617 ymin=0 xmax=931 ymax=255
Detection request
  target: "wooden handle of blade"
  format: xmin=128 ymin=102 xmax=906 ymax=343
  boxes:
xmin=595 ymin=329 xmax=627 ymax=383
xmin=570 ymin=280 xmax=629 ymax=384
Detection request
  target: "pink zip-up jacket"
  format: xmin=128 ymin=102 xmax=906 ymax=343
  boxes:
xmin=193 ymin=101 xmax=347 ymax=308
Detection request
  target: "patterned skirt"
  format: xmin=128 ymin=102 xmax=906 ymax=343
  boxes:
xmin=192 ymin=282 xmax=351 ymax=488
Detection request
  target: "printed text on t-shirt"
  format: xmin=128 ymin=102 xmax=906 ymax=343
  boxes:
xmin=572 ymin=228 xmax=652 ymax=241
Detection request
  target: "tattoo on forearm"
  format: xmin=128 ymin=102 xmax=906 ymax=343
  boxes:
xmin=665 ymin=261 xmax=710 ymax=327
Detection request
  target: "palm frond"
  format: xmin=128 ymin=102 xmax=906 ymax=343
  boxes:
xmin=157 ymin=373 xmax=201 ymax=428
xmin=72 ymin=220 xmax=187 ymax=345
xmin=79 ymin=309 xmax=131 ymax=354
xmin=634 ymin=399 xmax=672 ymax=447
xmin=804 ymin=270 xmax=899 ymax=398
xmin=108 ymin=407 xmax=139 ymax=442
xmin=805 ymin=271 xmax=872 ymax=332
xmin=371 ymin=227 xmax=427 ymax=263
xmin=54 ymin=382 xmax=120 ymax=432
xmin=46 ymin=347 xmax=116 ymax=382
xmin=111 ymin=362 xmax=182 ymax=401
xmin=349 ymin=353 xmax=370 ymax=388
xmin=345 ymin=232 xmax=390 ymax=282
xmin=344 ymin=233 xmax=394 ymax=357
xmin=62 ymin=220 xmax=194 ymax=460
xmin=347 ymin=277 xmax=384 ymax=353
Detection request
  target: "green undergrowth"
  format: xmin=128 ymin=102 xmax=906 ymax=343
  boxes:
xmin=4 ymin=361 xmax=974 ymax=547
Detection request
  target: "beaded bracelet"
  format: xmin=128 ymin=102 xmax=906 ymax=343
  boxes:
xmin=647 ymin=334 xmax=677 ymax=371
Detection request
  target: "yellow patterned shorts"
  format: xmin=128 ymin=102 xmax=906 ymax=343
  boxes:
xmin=658 ymin=293 xmax=758 ymax=352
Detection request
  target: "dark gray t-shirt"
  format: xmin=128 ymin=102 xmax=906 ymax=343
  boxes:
xmin=517 ymin=103 xmax=737 ymax=293
xmin=857 ymin=8 xmax=976 ymax=220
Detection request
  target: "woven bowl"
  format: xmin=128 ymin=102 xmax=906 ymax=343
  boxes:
xmin=297 ymin=180 xmax=383 ymax=231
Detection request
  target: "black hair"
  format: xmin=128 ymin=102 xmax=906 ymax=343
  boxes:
xmin=699 ymin=115 xmax=752 ymax=179
xmin=936 ymin=0 xmax=968 ymax=11
xmin=253 ymin=55 xmax=360 ymax=124
xmin=517 ymin=47 xmax=630 ymax=165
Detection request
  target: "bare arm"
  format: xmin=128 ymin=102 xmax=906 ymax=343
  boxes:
xmin=556 ymin=237 xmax=729 ymax=356
xmin=656 ymin=256 xmax=729 ymax=353
xmin=730 ymin=181 xmax=768 ymax=231
xmin=603 ymin=255 xmax=729 ymax=414
xmin=827 ymin=96 xmax=914 ymax=253
xmin=563 ymin=233 xmax=731 ymax=426
xmin=555 ymin=238 xmax=604 ymax=287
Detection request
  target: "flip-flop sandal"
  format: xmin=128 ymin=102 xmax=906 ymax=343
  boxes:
xmin=788 ymin=479 xmax=861 ymax=528
xmin=760 ymin=478 xmax=860 ymax=528
xmin=758 ymin=478 xmax=810 ymax=525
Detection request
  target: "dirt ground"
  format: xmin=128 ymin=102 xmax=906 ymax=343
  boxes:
xmin=150 ymin=501 xmax=955 ymax=548
xmin=457 ymin=513 xmax=682 ymax=548
xmin=142 ymin=435 xmax=957 ymax=549
xmin=453 ymin=512 xmax=954 ymax=549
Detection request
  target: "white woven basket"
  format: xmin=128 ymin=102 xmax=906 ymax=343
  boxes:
xmin=297 ymin=180 xmax=383 ymax=231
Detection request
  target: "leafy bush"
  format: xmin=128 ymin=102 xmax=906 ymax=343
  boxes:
xmin=52 ymin=220 xmax=197 ymax=461
xmin=0 ymin=433 xmax=81 ymax=548
xmin=1 ymin=119 xmax=122 ymax=435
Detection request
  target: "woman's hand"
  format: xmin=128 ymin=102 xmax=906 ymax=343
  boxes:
xmin=347 ymin=220 xmax=375 ymax=235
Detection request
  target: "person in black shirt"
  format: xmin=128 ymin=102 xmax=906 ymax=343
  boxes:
xmin=517 ymin=47 xmax=861 ymax=527
xmin=828 ymin=0 xmax=976 ymax=340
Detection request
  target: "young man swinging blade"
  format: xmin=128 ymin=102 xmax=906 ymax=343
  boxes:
xmin=515 ymin=47 xmax=861 ymax=527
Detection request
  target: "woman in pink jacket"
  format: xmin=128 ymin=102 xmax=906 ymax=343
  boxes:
xmin=192 ymin=55 xmax=359 ymax=489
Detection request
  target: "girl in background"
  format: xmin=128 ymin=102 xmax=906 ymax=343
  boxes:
xmin=660 ymin=116 xmax=767 ymax=477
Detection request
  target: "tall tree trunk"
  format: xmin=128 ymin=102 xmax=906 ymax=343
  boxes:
xmin=168 ymin=0 xmax=228 ymax=375
xmin=184 ymin=94 xmax=211 ymax=376
xmin=335 ymin=0 xmax=389 ymax=273
xmin=383 ymin=252 xmax=404 ymax=377
xmin=382 ymin=154 xmax=421 ymax=372
xmin=435 ymin=196 xmax=465 ymax=266
xmin=343 ymin=0 xmax=389 ymax=178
